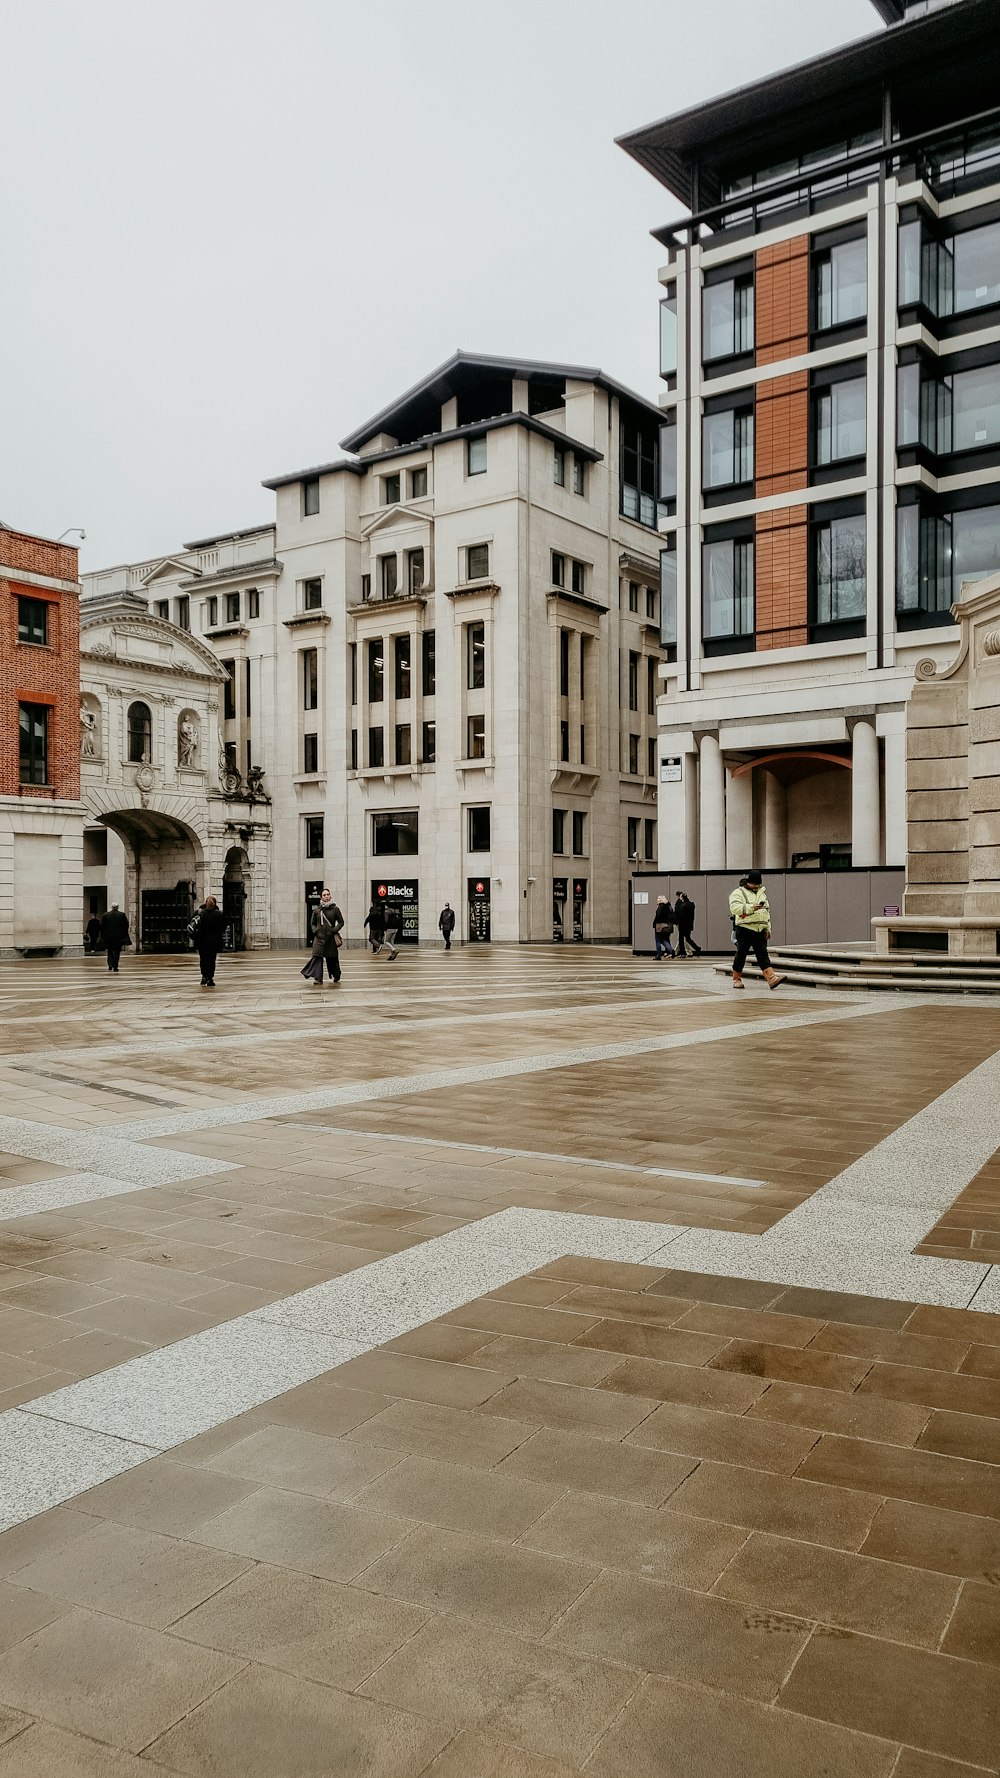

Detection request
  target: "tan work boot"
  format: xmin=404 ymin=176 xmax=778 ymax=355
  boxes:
xmin=763 ymin=968 xmax=785 ymax=990
xmin=731 ymin=972 xmax=745 ymax=990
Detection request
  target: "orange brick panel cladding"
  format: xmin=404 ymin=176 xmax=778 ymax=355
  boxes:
xmin=0 ymin=531 xmax=80 ymax=802
xmin=756 ymin=372 xmax=808 ymax=499
xmin=755 ymin=236 xmax=810 ymax=365
xmin=756 ymin=509 xmax=809 ymax=652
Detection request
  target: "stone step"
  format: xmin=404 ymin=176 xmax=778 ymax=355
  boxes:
xmin=712 ymin=956 xmax=1000 ymax=994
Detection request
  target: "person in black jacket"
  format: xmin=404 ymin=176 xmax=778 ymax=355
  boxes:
xmin=673 ymin=890 xmax=702 ymax=957
xmin=193 ymin=896 xmax=228 ymax=987
xmin=363 ymin=900 xmax=386 ymax=954
xmin=652 ymin=896 xmax=675 ymax=960
xmin=100 ymin=904 xmax=130 ymax=973
xmin=308 ymin=889 xmax=345 ymax=983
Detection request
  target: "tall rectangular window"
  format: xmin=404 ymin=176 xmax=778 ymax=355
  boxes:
xmin=383 ymin=473 xmax=401 ymax=505
xmin=813 ymin=513 xmax=867 ymax=625
xmin=206 ymin=597 xmax=218 ymax=627
xmin=628 ymin=733 xmax=640 ymax=775
xmin=628 ymin=580 xmax=639 ymax=613
xmin=648 ymin=736 xmax=657 ymax=777
xmin=368 ymin=638 xmax=384 ymax=703
xmin=660 ymin=292 xmax=678 ymax=376
xmin=467 ymin=714 xmax=486 ymax=758
xmin=247 ymin=589 xmax=259 ymax=619
xmin=660 ymin=545 xmax=677 ymax=648
xmin=303 ymin=733 xmax=318 ymax=774
xmin=351 ymin=728 xmax=358 ymax=770
xmin=368 ymin=726 xmax=384 ymax=768
xmin=16 ymin=597 xmax=48 ymax=645
xmin=628 ymin=651 xmax=639 ymax=712
xmin=554 ymin=447 xmax=566 ymax=487
xmin=703 ymin=538 xmax=754 ymax=640
xmin=155 ymin=600 xmax=169 ymax=620
xmin=379 ymin=554 xmax=398 ymax=599
xmin=552 ymin=552 xmax=565 ymax=587
xmin=395 ymin=723 xmax=411 ymax=766
xmin=644 ymin=818 xmax=656 ymax=862
xmin=422 ymin=629 xmax=436 ymax=695
xmin=395 ymin=634 xmax=411 ymax=699
xmin=703 ymin=274 xmax=754 ymax=361
xmin=572 ymin=811 xmax=586 ymax=856
xmin=468 ymin=806 xmax=491 ymax=851
xmin=19 ymin=703 xmax=48 ymax=785
xmin=225 ymin=592 xmax=240 ymax=623
xmin=410 ymin=465 xmax=428 ymax=498
xmin=407 ymin=548 xmax=424 ymax=594
xmin=627 ymin=816 xmax=639 ymax=860
xmin=560 ymin=719 xmax=570 ymax=761
xmin=579 ymin=634 xmax=586 ymax=698
xmin=621 ymin=419 xmax=657 ymax=527
xmin=421 ymin=719 xmax=436 ymax=763
xmin=176 ymin=595 xmax=190 ymax=630
xmin=560 ymin=629 xmax=570 ymax=697
xmin=659 ymin=418 xmax=677 ymax=503
xmin=467 ymin=435 xmax=488 ymax=475
xmin=302 ymin=578 xmax=322 ymax=610
xmin=302 ymin=648 xmax=318 ymax=710
xmin=813 ymin=375 xmax=866 ymax=465
xmin=573 ymin=457 xmax=586 ymax=496
xmin=349 ymin=642 xmax=357 ymax=706
xmin=571 ymin=559 xmax=585 ymax=595
xmin=305 ymin=816 xmax=324 ymax=859
xmin=552 ymin=808 xmax=566 ymax=854
xmin=223 ymin=660 xmax=236 ymax=720
xmin=467 ymin=622 xmax=485 ymax=689
xmin=467 ymin=542 xmax=490 ymax=581
xmin=814 ymin=238 xmax=867 ymax=330
xmin=245 ymin=658 xmax=252 ymax=716
xmin=647 ymin=656 xmax=657 ymax=715
xmin=302 ymin=478 xmax=320 ymax=516
xmin=703 ymin=406 xmax=754 ymax=489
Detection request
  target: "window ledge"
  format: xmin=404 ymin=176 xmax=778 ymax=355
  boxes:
xmin=546 ymin=588 xmax=610 ymax=616
xmin=348 ymin=593 xmax=429 ymax=616
xmin=445 ymin=579 xmax=500 ymax=599
xmin=456 ymin=756 xmax=494 ymax=771
xmin=283 ymin=611 xmax=330 ymax=629
xmin=204 ymin=625 xmax=250 ymax=640
xmin=293 ymin=772 xmax=327 ymax=787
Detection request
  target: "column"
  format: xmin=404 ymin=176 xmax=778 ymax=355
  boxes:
xmin=726 ymin=766 xmax=753 ymax=870
xmin=763 ymin=771 xmax=787 ymax=870
xmin=881 ymin=717 xmax=906 ymax=867
xmin=851 ymin=718 xmax=881 ymax=867
xmin=699 ymin=733 xmax=726 ymax=869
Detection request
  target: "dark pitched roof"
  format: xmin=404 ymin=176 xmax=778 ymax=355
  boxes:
xmin=616 ymin=0 xmax=1000 ymax=209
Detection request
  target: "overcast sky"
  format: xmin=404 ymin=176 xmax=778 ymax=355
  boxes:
xmin=3 ymin=0 xmax=879 ymax=569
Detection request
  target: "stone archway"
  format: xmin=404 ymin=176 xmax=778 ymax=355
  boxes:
xmin=85 ymin=791 xmax=207 ymax=952
xmin=222 ymin=845 xmax=250 ymax=952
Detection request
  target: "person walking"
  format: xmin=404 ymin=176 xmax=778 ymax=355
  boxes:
xmin=381 ymin=899 xmax=401 ymax=961
xmin=363 ymin=900 xmax=386 ymax=955
xmin=652 ymin=896 xmax=675 ymax=960
xmin=304 ymin=888 xmax=344 ymax=985
xmin=438 ymin=903 xmax=456 ymax=950
xmin=84 ymin=913 xmax=103 ymax=954
xmin=729 ymin=871 xmax=785 ymax=990
xmin=673 ymin=891 xmax=702 ymax=958
xmin=191 ymin=895 xmax=229 ymax=987
xmin=100 ymin=904 xmax=130 ymax=973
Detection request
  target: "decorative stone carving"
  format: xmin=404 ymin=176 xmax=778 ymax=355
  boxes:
xmin=914 ymin=657 xmax=938 ymax=681
xmin=135 ymin=763 xmax=155 ymax=793
xmin=983 ymin=629 xmax=1000 ymax=657
xmin=80 ymin=704 xmax=98 ymax=758
xmin=178 ymin=712 xmax=199 ymax=768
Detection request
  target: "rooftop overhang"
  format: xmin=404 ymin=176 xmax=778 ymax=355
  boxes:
xmin=616 ymin=0 xmax=1000 ymax=209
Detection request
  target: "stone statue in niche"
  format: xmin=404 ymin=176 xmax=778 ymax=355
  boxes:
xmin=178 ymin=713 xmax=199 ymax=768
xmin=80 ymin=705 xmax=97 ymax=758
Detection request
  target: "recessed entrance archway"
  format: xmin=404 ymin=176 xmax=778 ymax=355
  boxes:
xmin=89 ymin=803 xmax=204 ymax=953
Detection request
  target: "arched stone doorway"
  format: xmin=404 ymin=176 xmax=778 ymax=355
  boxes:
xmin=96 ymin=806 xmax=205 ymax=953
xmin=222 ymin=845 xmax=249 ymax=952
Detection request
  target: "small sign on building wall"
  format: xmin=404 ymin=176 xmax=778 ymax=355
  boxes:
xmin=660 ymin=757 xmax=682 ymax=783
xmin=634 ymin=892 xmax=649 ymax=905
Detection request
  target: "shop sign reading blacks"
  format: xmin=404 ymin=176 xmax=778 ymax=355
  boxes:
xmin=467 ymin=876 xmax=491 ymax=942
xmin=372 ymin=879 xmax=419 ymax=944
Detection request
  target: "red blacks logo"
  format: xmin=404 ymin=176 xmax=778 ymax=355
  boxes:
xmin=475 ymin=882 xmax=485 ymax=894
xmin=377 ymin=885 xmax=387 ymax=897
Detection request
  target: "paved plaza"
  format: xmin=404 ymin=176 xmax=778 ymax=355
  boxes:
xmin=0 ymin=946 xmax=999 ymax=1775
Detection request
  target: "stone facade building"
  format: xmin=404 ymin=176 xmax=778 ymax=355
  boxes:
xmin=79 ymin=595 xmax=272 ymax=949
xmin=618 ymin=0 xmax=1000 ymax=879
xmin=0 ymin=525 xmax=85 ymax=956
xmin=83 ymin=353 xmax=666 ymax=946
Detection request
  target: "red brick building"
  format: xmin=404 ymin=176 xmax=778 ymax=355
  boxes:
xmin=1 ymin=526 xmax=85 ymax=953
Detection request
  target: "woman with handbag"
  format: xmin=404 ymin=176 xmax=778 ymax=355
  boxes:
xmin=303 ymin=888 xmax=344 ymax=985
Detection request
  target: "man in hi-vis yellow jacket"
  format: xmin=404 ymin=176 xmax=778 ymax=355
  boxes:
xmin=728 ymin=872 xmax=785 ymax=991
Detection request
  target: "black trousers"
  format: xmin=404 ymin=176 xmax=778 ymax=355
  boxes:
xmin=198 ymin=947 xmax=219 ymax=985
xmin=106 ymin=945 xmax=122 ymax=972
xmin=675 ymin=929 xmax=701 ymax=956
xmin=733 ymin=927 xmax=772 ymax=975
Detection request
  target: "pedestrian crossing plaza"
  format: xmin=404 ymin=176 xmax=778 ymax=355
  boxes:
xmin=0 ymin=944 xmax=999 ymax=1775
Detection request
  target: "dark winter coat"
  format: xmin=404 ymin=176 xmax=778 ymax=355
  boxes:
xmin=652 ymin=901 xmax=674 ymax=934
xmin=674 ymin=898 xmax=696 ymax=935
xmin=438 ymin=907 xmax=456 ymax=934
xmin=364 ymin=904 xmax=386 ymax=938
xmin=311 ymin=902 xmax=344 ymax=957
xmin=195 ymin=907 xmax=228 ymax=953
xmin=101 ymin=909 xmax=130 ymax=946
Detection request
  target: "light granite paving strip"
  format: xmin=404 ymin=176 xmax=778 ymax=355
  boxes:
xmin=0 ymin=1412 xmax=155 ymax=1534
xmin=0 ymin=1172 xmax=173 ymax=1226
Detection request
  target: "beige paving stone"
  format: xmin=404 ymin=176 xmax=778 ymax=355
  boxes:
xmin=200 ymin=1423 xmax=404 ymax=1500
xmin=11 ymin=1519 xmax=251 ymax=1630
xmin=519 ymin=1489 xmax=748 ymax=1587
xmin=193 ymin=1486 xmax=413 ymax=1581
xmin=72 ymin=1456 xmax=259 ymax=1537
xmin=0 ymin=1723 xmax=169 ymax=1775
xmin=362 ymin=1522 xmax=596 ymax=1637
